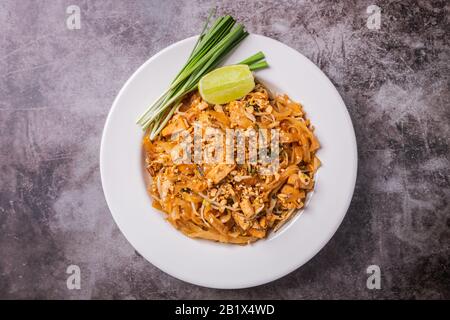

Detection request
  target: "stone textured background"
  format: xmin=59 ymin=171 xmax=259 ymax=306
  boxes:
xmin=0 ymin=0 xmax=448 ymax=299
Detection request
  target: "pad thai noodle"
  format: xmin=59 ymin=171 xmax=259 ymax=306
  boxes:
xmin=143 ymin=84 xmax=320 ymax=244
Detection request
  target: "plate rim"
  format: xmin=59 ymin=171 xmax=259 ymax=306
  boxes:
xmin=100 ymin=33 xmax=358 ymax=289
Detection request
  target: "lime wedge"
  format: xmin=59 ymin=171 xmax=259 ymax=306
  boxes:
xmin=198 ymin=65 xmax=255 ymax=104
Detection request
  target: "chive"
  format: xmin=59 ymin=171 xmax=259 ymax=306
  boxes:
xmin=248 ymin=60 xmax=269 ymax=71
xmin=150 ymin=101 xmax=181 ymax=139
xmin=169 ymin=22 xmax=242 ymax=90
xmin=188 ymin=8 xmax=216 ymax=58
xmin=238 ymin=51 xmax=265 ymax=65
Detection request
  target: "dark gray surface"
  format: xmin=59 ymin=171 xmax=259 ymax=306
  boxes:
xmin=0 ymin=0 xmax=448 ymax=299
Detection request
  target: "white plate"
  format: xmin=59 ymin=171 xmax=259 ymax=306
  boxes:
xmin=100 ymin=34 xmax=357 ymax=289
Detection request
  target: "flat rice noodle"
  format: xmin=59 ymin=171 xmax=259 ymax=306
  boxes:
xmin=204 ymin=207 xmax=228 ymax=235
xmin=262 ymin=165 xmax=298 ymax=200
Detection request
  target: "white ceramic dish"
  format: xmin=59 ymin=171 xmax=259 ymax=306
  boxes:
xmin=100 ymin=34 xmax=357 ymax=289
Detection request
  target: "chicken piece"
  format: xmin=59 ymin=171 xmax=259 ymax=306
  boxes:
xmin=287 ymin=174 xmax=298 ymax=185
xmin=240 ymin=198 xmax=255 ymax=220
xmin=280 ymin=184 xmax=299 ymax=198
xmin=279 ymin=184 xmax=305 ymax=209
xmin=280 ymin=130 xmax=297 ymax=143
xmin=161 ymin=115 xmax=188 ymax=137
xmin=232 ymin=212 xmax=251 ymax=230
xmin=259 ymin=216 xmax=267 ymax=228
xmin=287 ymin=174 xmax=301 ymax=188
xmin=205 ymin=164 xmax=235 ymax=184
